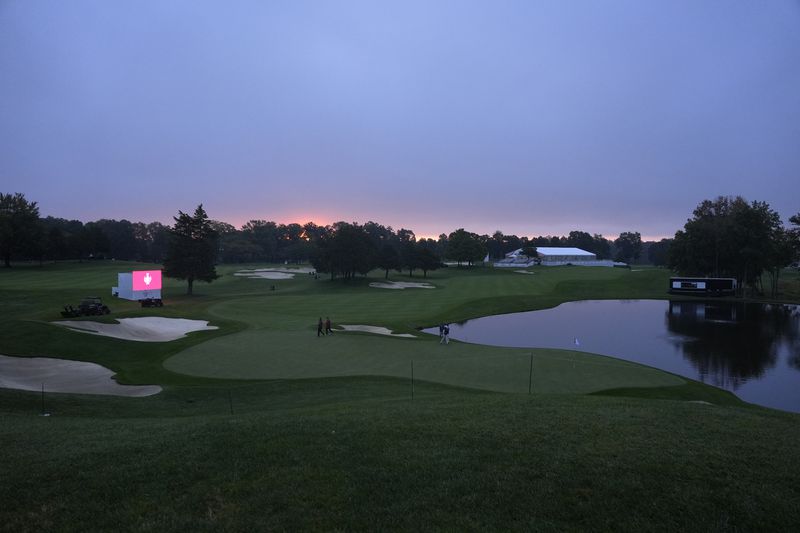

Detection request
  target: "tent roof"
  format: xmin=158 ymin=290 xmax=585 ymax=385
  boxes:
xmin=535 ymin=247 xmax=595 ymax=256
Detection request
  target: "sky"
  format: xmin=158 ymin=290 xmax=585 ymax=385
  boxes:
xmin=1 ymin=0 xmax=799 ymax=241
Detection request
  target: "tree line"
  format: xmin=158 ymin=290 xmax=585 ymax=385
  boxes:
xmin=2 ymin=192 xmax=798 ymax=296
xmin=0 ymin=192 xmax=645 ymax=268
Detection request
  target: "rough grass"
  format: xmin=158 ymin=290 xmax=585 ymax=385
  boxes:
xmin=1 ymin=379 xmax=798 ymax=532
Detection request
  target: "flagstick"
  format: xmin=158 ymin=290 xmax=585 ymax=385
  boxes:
xmin=528 ymin=353 xmax=533 ymax=394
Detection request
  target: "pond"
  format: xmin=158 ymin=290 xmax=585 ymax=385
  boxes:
xmin=424 ymin=300 xmax=800 ymax=412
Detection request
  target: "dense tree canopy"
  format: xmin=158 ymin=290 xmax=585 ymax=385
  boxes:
xmin=311 ymin=222 xmax=375 ymax=280
xmin=415 ymin=241 xmax=442 ymax=278
xmin=163 ymin=205 xmax=219 ymax=295
xmin=0 ymin=193 xmax=42 ymax=267
xmin=647 ymin=239 xmax=672 ymax=267
xmin=486 ymin=231 xmax=523 ymax=260
xmin=446 ymin=229 xmax=485 ymax=265
xmin=375 ymin=243 xmax=401 ymax=279
xmin=310 ymin=223 xmax=445 ymax=279
xmin=668 ymin=196 xmax=788 ymax=294
xmin=790 ymin=213 xmax=800 ymax=263
xmin=566 ymin=231 xmax=595 ymax=253
xmin=614 ymin=232 xmax=642 ymax=264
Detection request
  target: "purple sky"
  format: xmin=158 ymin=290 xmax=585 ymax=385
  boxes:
xmin=2 ymin=1 xmax=799 ymax=240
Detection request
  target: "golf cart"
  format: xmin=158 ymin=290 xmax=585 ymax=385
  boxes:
xmin=140 ymin=298 xmax=164 ymax=308
xmin=60 ymin=297 xmax=111 ymax=317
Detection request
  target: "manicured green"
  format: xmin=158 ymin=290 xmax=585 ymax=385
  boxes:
xmin=2 ymin=261 xmax=799 ymax=531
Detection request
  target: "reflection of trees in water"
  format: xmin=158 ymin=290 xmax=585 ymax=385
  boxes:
xmin=786 ymin=307 xmax=800 ymax=371
xmin=666 ymin=302 xmax=800 ymax=390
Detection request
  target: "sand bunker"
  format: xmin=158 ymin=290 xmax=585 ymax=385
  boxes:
xmin=0 ymin=354 xmax=161 ymax=397
xmin=53 ymin=317 xmax=218 ymax=342
xmin=514 ymin=270 xmax=536 ymax=275
xmin=235 ymin=267 xmax=315 ymax=280
xmin=336 ymin=325 xmax=416 ymax=338
xmin=369 ymin=281 xmax=435 ymax=290
xmin=235 ymin=271 xmax=294 ymax=280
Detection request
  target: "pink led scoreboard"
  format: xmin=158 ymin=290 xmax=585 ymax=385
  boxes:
xmin=132 ymin=270 xmax=162 ymax=291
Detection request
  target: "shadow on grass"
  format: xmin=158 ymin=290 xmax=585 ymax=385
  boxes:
xmin=591 ymin=381 xmax=749 ymax=408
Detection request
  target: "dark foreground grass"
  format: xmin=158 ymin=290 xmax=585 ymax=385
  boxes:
xmin=2 ymin=377 xmax=799 ymax=532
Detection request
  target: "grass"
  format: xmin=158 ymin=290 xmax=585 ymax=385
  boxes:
xmin=1 ymin=261 xmax=799 ymax=530
xmin=2 ymin=380 xmax=798 ymax=531
xmin=0 ymin=261 xmax=682 ymax=390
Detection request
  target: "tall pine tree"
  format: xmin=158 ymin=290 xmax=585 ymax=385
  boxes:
xmin=163 ymin=205 xmax=218 ymax=295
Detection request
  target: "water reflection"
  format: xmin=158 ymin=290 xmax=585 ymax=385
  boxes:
xmin=427 ymin=300 xmax=800 ymax=412
xmin=665 ymin=302 xmax=787 ymax=389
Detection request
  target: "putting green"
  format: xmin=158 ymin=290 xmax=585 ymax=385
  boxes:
xmin=164 ymin=328 xmax=684 ymax=394
xmin=163 ymin=265 xmax=685 ymax=394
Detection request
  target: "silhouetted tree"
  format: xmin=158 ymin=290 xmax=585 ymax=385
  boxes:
xmin=144 ymin=222 xmax=171 ymax=262
xmin=302 ymin=222 xmax=328 ymax=242
xmin=45 ymin=226 xmax=68 ymax=260
xmin=614 ymin=232 xmax=642 ymax=263
xmin=669 ymin=196 xmax=783 ymax=292
xmin=94 ymin=219 xmax=138 ymax=260
xmin=648 ymin=238 xmax=672 ymax=266
xmin=311 ymin=222 xmax=374 ymax=280
xmin=241 ymin=220 xmax=279 ymax=261
xmin=163 ymin=205 xmax=219 ymax=295
xmin=566 ymin=230 xmax=595 ymax=253
xmin=0 ymin=192 xmax=42 ymax=267
xmin=593 ymin=234 xmax=611 ymax=259
xmin=376 ymin=243 xmax=401 ymax=279
xmin=446 ymin=228 xmax=485 ymax=266
xmin=416 ymin=239 xmax=442 ymax=277
xmin=789 ymin=213 xmax=800 ymax=263
xmin=79 ymin=223 xmax=110 ymax=260
xmin=764 ymin=227 xmax=795 ymax=297
xmin=396 ymin=228 xmax=418 ymax=276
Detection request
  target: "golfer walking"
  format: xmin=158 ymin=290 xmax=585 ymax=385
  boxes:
xmin=440 ymin=323 xmax=450 ymax=345
xmin=317 ymin=317 xmax=324 ymax=337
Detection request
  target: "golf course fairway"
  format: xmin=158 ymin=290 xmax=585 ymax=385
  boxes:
xmin=2 ymin=261 xmax=799 ymax=531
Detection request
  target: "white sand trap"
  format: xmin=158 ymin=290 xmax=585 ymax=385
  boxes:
xmin=336 ymin=325 xmax=416 ymax=338
xmin=53 ymin=317 xmax=218 ymax=342
xmin=235 ymin=267 xmax=316 ymax=279
xmin=0 ymin=354 xmax=161 ymax=397
xmin=235 ymin=271 xmax=294 ymax=279
xmin=514 ymin=270 xmax=536 ymax=275
xmin=369 ymin=281 xmax=435 ymax=290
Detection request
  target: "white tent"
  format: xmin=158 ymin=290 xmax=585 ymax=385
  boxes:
xmin=496 ymin=247 xmax=622 ymax=267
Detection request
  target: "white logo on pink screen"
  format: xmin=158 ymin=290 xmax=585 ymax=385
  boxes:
xmin=132 ymin=270 xmax=162 ymax=291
